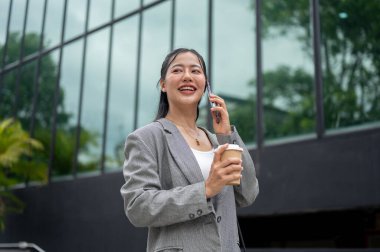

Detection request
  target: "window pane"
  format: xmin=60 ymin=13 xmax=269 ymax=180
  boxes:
xmin=320 ymin=0 xmax=380 ymax=131
xmin=52 ymin=39 xmax=83 ymax=177
xmin=79 ymin=29 xmax=109 ymax=174
xmin=115 ymin=0 xmax=139 ymax=19
xmin=173 ymin=0 xmax=208 ymax=128
xmin=143 ymin=0 xmax=156 ymax=6
xmin=262 ymin=0 xmax=315 ymax=142
xmin=88 ymin=0 xmax=111 ymax=30
xmin=106 ymin=17 xmax=139 ymax=171
xmin=44 ymin=0 xmax=64 ymax=47
xmin=0 ymin=61 xmax=50 ymax=184
xmin=65 ymin=0 xmax=86 ymax=40
xmin=33 ymin=50 xmax=60 ymax=181
xmin=6 ymin=0 xmax=27 ymax=63
xmin=213 ymin=0 xmax=256 ymax=144
xmin=174 ymin=0 xmax=207 ymax=55
xmin=24 ymin=0 xmax=45 ymax=57
xmin=137 ymin=2 xmax=171 ymax=128
xmin=0 ymin=70 xmax=17 ymax=119
xmin=16 ymin=61 xmax=37 ymax=128
xmin=0 ymin=0 xmax=11 ymax=50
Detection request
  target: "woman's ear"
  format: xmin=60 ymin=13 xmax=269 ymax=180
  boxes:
xmin=160 ymin=80 xmax=166 ymax=92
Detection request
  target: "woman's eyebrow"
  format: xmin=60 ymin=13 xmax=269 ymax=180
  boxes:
xmin=170 ymin=63 xmax=202 ymax=69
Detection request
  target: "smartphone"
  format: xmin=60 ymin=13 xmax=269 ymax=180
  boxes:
xmin=206 ymin=81 xmax=221 ymax=124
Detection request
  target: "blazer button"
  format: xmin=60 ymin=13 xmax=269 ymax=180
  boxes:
xmin=189 ymin=213 xmax=195 ymax=219
xmin=197 ymin=209 xmax=202 ymax=216
xmin=217 ymin=216 xmax=222 ymax=223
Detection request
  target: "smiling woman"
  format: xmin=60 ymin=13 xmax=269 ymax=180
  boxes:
xmin=120 ymin=48 xmax=259 ymax=252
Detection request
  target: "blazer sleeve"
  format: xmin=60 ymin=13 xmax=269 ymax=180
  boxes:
xmin=120 ymin=132 xmax=214 ymax=228
xmin=216 ymin=126 xmax=259 ymax=208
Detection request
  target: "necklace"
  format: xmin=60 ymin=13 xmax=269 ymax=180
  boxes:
xmin=181 ymin=126 xmax=201 ymax=146
xmin=165 ymin=117 xmax=201 ymax=146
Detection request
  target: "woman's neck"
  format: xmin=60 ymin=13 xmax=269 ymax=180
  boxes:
xmin=165 ymin=107 xmax=198 ymax=129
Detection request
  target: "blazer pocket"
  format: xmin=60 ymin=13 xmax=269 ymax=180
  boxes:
xmin=154 ymin=246 xmax=183 ymax=252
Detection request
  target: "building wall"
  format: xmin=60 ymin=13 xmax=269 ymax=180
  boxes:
xmin=1 ymin=128 xmax=379 ymax=251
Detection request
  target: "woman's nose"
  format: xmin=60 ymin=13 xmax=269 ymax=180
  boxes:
xmin=183 ymin=69 xmax=192 ymax=81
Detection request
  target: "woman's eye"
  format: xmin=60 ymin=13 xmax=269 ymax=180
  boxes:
xmin=172 ymin=69 xmax=181 ymax=73
xmin=192 ymin=69 xmax=201 ymax=74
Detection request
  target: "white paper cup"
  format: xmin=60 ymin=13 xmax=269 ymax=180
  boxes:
xmin=220 ymin=144 xmax=243 ymax=185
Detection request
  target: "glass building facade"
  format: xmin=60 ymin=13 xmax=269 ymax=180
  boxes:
xmin=1 ymin=0 xmax=379 ymax=182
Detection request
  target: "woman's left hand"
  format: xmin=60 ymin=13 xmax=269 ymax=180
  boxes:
xmin=209 ymin=94 xmax=231 ymax=135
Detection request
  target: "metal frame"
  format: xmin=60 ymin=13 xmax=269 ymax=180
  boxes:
xmin=311 ymin=0 xmax=325 ymax=139
xmin=0 ymin=0 xmax=335 ymax=182
xmin=0 ymin=0 xmax=14 ymax=104
xmin=13 ymin=0 xmax=30 ymax=117
xmin=100 ymin=0 xmax=116 ymax=173
xmin=206 ymin=0 xmax=213 ymax=130
xmin=0 ymin=0 xmax=168 ymax=77
xmin=133 ymin=0 xmax=144 ymax=131
xmin=30 ymin=0 xmax=48 ymax=137
xmin=255 ymin=0 xmax=264 ymax=172
xmin=72 ymin=0 xmax=91 ymax=178
xmin=48 ymin=0 xmax=68 ymax=182
xmin=170 ymin=0 xmax=176 ymax=51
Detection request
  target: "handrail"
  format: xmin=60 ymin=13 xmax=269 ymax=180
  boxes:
xmin=0 ymin=242 xmax=45 ymax=252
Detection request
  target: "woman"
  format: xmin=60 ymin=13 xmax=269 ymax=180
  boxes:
xmin=121 ymin=48 xmax=259 ymax=252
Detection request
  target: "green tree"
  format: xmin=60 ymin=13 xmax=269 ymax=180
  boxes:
xmin=0 ymin=32 xmax=99 ymax=176
xmin=260 ymin=0 xmax=380 ymax=129
xmin=228 ymin=66 xmax=314 ymax=141
xmin=0 ymin=118 xmax=46 ymax=231
xmin=231 ymin=0 xmax=380 ymax=141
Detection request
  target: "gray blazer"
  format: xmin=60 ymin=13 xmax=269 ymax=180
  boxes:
xmin=121 ymin=118 xmax=259 ymax=252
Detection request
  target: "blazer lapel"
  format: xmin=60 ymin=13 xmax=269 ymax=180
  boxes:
xmin=156 ymin=118 xmax=204 ymax=184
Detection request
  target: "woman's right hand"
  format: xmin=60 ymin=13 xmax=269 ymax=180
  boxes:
xmin=205 ymin=144 xmax=243 ymax=198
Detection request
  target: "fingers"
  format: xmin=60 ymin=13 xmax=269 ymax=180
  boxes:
xmin=209 ymin=94 xmax=226 ymax=109
xmin=213 ymin=164 xmax=243 ymax=184
xmin=213 ymin=144 xmax=228 ymax=162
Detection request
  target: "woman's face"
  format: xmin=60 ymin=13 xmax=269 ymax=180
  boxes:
xmin=161 ymin=52 xmax=206 ymax=109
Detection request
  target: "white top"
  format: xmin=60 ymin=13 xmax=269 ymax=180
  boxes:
xmin=191 ymin=148 xmax=214 ymax=180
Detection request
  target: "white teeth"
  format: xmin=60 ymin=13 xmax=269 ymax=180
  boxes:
xmin=179 ymin=86 xmax=195 ymax=91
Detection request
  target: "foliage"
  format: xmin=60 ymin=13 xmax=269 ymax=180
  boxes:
xmin=260 ymin=0 xmax=380 ymax=129
xmin=0 ymin=118 xmax=47 ymax=231
xmin=0 ymin=32 xmax=101 ymax=176
xmin=232 ymin=0 xmax=380 ymax=142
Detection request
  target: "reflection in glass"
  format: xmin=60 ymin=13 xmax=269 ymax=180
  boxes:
xmin=0 ymin=65 xmax=49 ymax=184
xmin=52 ymin=40 xmax=83 ymax=177
xmin=32 ymin=50 xmax=59 ymax=181
xmin=44 ymin=0 xmax=64 ymax=47
xmin=106 ymin=17 xmax=138 ymax=171
xmin=115 ymin=0 xmax=139 ymax=19
xmin=88 ymin=0 xmax=111 ymax=30
xmin=174 ymin=0 xmax=208 ymax=128
xmin=0 ymin=32 xmax=45 ymax=126
xmin=65 ymin=0 xmax=86 ymax=40
xmin=22 ymin=0 xmax=45 ymax=57
xmin=262 ymin=0 xmax=315 ymax=142
xmin=0 ymin=70 xmax=17 ymax=119
xmin=138 ymin=2 xmax=171 ymax=128
xmin=25 ymin=0 xmax=45 ymax=36
xmin=174 ymin=0 xmax=207 ymax=57
xmin=79 ymin=29 xmax=110 ymax=174
xmin=213 ymin=0 xmax=256 ymax=143
xmin=320 ymin=0 xmax=380 ymax=131
xmin=0 ymin=0 xmax=11 ymax=48
xmin=6 ymin=0 xmax=27 ymax=62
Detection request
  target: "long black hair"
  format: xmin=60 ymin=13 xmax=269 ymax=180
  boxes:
xmin=154 ymin=48 xmax=208 ymax=121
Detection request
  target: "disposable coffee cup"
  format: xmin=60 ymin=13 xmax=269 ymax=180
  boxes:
xmin=220 ymin=144 xmax=243 ymax=186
